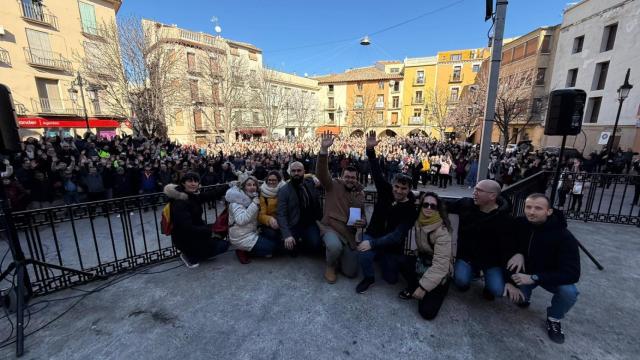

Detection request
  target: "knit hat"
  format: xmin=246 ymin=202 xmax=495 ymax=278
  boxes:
xmin=180 ymin=171 xmax=201 ymax=184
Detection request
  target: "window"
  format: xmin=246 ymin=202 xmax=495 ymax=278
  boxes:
xmin=450 ymin=88 xmax=460 ymax=102
xmin=252 ymin=111 xmax=259 ymax=124
xmin=392 ymin=96 xmax=399 ymax=108
xmin=393 ymin=81 xmax=400 ymax=92
xmin=190 ymin=80 xmax=199 ymax=102
xmin=414 ymin=90 xmax=423 ymax=103
xmin=391 ymin=112 xmax=398 ymax=125
xmin=593 ymin=61 xmax=609 ymax=90
xmin=214 ymin=110 xmax=221 ymax=127
xmin=472 ymin=64 xmax=480 ymax=73
xmin=328 ymin=97 xmax=334 ymax=108
xmin=536 ymin=68 xmax=546 ymax=86
xmin=416 ymin=70 xmax=425 ymax=84
xmin=79 ymin=1 xmax=98 ymax=35
xmin=541 ymin=35 xmax=552 ymax=53
xmin=26 ymin=29 xmax=52 ymax=59
xmin=193 ymin=109 xmax=203 ymax=129
xmin=328 ymin=113 xmax=335 ymax=123
xmin=585 ymin=97 xmax=602 ymax=123
xmin=566 ymin=68 xmax=578 ymax=87
xmin=328 ymin=84 xmax=334 ymax=93
xmin=175 ymin=110 xmax=184 ymax=126
xmin=230 ymin=46 xmax=239 ymax=56
xmin=601 ymin=23 xmax=618 ymax=52
xmin=187 ymin=53 xmax=196 ymax=72
xmin=512 ymin=44 xmax=525 ymax=61
xmin=525 ymin=37 xmax=539 ymax=57
xmin=413 ymin=109 xmax=422 ymax=117
xmin=376 ymin=95 xmax=384 ymax=108
xmin=502 ymin=49 xmax=513 ymax=64
xmin=531 ymin=98 xmax=543 ymax=115
xmin=355 ymin=95 xmax=363 ymax=108
xmin=35 ymin=78 xmax=62 ymax=112
xmin=390 ymin=67 xmax=400 ymax=73
xmin=450 ymin=54 xmax=462 ymax=61
xmin=452 ymin=66 xmax=462 ymax=81
xmin=572 ymin=36 xmax=584 ymax=54
xmin=378 ymin=81 xmax=384 ymax=90
xmin=376 ymin=112 xmax=384 ymax=124
xmin=212 ymin=84 xmax=220 ymax=104
xmin=209 ymin=57 xmax=220 ymax=73
xmin=249 ymin=50 xmax=257 ymax=61
xmin=356 ymin=83 xmax=363 ymax=91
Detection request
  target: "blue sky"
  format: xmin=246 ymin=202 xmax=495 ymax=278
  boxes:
xmin=119 ymin=0 xmax=571 ymax=76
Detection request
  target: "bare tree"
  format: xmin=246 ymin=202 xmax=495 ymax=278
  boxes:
xmin=424 ymin=88 xmax=452 ymax=139
xmin=348 ymin=88 xmax=383 ymax=136
xmin=289 ymin=88 xmax=320 ymax=139
xmin=446 ymin=85 xmax=483 ymax=141
xmin=250 ymin=68 xmax=290 ymax=139
xmin=77 ymin=16 xmax=189 ymax=138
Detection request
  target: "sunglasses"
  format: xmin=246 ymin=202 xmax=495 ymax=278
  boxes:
xmin=421 ymin=202 xmax=438 ymax=210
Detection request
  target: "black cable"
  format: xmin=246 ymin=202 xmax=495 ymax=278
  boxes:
xmin=0 ymin=306 xmax=13 ymax=346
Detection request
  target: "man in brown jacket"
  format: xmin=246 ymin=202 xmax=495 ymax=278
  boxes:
xmin=317 ymin=132 xmax=366 ymax=283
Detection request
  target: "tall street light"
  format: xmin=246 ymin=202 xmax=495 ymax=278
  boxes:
xmin=68 ymin=72 xmax=91 ymax=134
xmin=607 ymin=68 xmax=633 ymax=156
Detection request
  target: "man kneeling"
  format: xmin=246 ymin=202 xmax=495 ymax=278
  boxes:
xmin=505 ymin=193 xmax=580 ymax=344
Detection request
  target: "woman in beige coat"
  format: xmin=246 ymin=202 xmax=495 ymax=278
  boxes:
xmin=399 ymin=191 xmax=454 ymax=320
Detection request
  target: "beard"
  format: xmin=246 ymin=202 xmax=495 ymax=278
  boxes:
xmin=290 ymin=175 xmax=303 ymax=185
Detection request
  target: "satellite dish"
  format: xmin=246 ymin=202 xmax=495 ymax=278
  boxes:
xmin=214 ymin=25 xmax=222 ymax=34
xmin=360 ymin=36 xmax=370 ymax=46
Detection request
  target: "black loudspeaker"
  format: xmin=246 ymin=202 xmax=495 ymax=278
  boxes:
xmin=0 ymin=84 xmax=22 ymax=153
xmin=544 ymin=89 xmax=587 ymax=136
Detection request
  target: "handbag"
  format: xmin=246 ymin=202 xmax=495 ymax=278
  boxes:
xmin=212 ymin=205 xmax=230 ymax=235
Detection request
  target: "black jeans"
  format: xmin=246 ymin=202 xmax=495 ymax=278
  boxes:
xmin=438 ymin=174 xmax=449 ymax=188
xmin=399 ymin=255 xmax=450 ymax=320
xmin=182 ymin=237 xmax=229 ymax=263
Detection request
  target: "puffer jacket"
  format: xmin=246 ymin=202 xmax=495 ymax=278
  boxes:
xmin=414 ymin=221 xmax=453 ymax=291
xmin=225 ymin=186 xmax=259 ymax=251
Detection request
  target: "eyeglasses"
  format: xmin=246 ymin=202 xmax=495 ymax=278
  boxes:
xmin=422 ymin=203 xmax=438 ymax=210
xmin=473 ymin=187 xmax=495 ymax=194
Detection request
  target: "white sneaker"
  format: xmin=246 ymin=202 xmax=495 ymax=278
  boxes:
xmin=180 ymin=253 xmax=199 ymax=268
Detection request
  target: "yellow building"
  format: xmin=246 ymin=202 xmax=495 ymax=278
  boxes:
xmin=402 ymin=56 xmax=437 ymax=136
xmin=0 ymin=0 xmax=126 ymax=139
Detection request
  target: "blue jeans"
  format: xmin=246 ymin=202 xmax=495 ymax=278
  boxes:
xmin=290 ymin=222 xmax=322 ymax=254
xmin=519 ymin=283 xmax=579 ymax=320
xmin=250 ymin=235 xmax=278 ymax=257
xmin=358 ymin=234 xmax=401 ymax=283
xmin=454 ymin=259 xmax=505 ymax=297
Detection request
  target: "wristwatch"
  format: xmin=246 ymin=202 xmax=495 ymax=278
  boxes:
xmin=531 ymin=274 xmax=539 ymax=283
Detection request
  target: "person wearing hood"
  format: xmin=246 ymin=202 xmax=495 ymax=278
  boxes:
xmin=504 ymin=193 xmax=580 ymax=344
xmin=446 ymin=179 xmax=516 ymax=300
xmin=164 ymin=172 xmax=229 ymax=268
xmin=317 ymin=132 xmax=366 ymax=284
xmin=227 ymin=175 xmax=279 ymax=264
xmin=258 ymin=170 xmax=286 ymax=242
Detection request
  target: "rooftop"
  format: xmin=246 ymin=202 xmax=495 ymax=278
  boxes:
xmin=315 ymin=66 xmax=403 ymax=84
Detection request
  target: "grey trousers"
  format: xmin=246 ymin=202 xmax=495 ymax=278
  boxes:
xmin=323 ymin=230 xmax=359 ymax=278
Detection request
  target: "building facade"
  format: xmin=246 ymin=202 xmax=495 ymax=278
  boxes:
xmin=546 ymin=0 xmax=640 ymax=153
xmin=402 ymin=56 xmax=437 ymax=136
xmin=0 ymin=0 xmax=126 ymax=139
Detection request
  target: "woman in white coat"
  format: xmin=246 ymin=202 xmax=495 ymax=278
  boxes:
xmin=226 ymin=175 xmax=278 ymax=264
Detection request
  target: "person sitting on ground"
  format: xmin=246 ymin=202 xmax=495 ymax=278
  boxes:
xmin=164 ymin=172 xmax=230 ymax=268
xmin=356 ymin=131 xmax=418 ymax=294
xmin=317 ymin=132 xmax=366 ymax=284
xmin=446 ymin=179 xmax=515 ymax=300
xmin=258 ymin=170 xmax=286 ymax=244
xmin=504 ymin=193 xmax=580 ymax=344
xmin=227 ymin=175 xmax=280 ymax=264
xmin=276 ymin=161 xmax=323 ymax=255
xmin=398 ymin=191 xmax=453 ymax=320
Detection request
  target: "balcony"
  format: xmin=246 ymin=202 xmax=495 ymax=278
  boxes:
xmin=374 ymin=102 xmax=385 ymax=109
xmin=24 ymin=47 xmax=72 ymax=72
xmin=0 ymin=48 xmax=10 ymax=66
xmin=81 ymin=25 xmax=107 ymax=40
xmin=20 ymin=2 xmax=58 ymax=30
xmin=412 ymin=97 xmax=424 ymax=105
xmin=449 ymin=73 xmax=463 ymax=83
xmin=409 ymin=116 xmax=424 ymax=125
xmin=413 ymin=79 xmax=425 ymax=87
xmin=447 ymin=97 xmax=460 ymax=104
xmin=31 ymin=98 xmax=80 ymax=116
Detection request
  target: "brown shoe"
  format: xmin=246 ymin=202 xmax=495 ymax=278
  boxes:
xmin=324 ymin=266 xmax=337 ymax=284
xmin=235 ymin=250 xmax=251 ymax=264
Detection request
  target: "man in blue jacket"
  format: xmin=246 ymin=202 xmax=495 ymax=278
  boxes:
xmin=505 ymin=193 xmax=580 ymax=344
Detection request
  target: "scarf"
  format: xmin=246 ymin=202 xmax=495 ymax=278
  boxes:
xmin=260 ymin=181 xmax=285 ymax=198
xmin=417 ymin=211 xmax=442 ymax=227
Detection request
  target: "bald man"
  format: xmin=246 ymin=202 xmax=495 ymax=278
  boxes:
xmin=276 ymin=161 xmax=322 ymax=254
xmin=446 ymin=180 xmax=516 ymax=300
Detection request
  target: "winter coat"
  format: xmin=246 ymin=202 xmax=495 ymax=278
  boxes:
xmin=316 ymin=153 xmax=366 ymax=249
xmin=512 ymin=213 xmax=580 ymax=287
xmin=164 ymin=183 xmax=229 ymax=254
xmin=414 ymin=221 xmax=453 ymax=292
xmin=276 ymin=177 xmax=322 ymax=240
xmin=225 ymin=186 xmax=259 ymax=251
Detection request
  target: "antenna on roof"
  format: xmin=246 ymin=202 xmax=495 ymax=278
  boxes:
xmin=211 ymin=16 xmax=222 ymax=35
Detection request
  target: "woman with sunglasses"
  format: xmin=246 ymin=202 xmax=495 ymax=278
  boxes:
xmin=398 ymin=191 xmax=454 ymax=320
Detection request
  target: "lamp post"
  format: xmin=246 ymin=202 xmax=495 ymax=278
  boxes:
xmin=68 ymin=72 xmax=91 ymax=134
xmin=336 ymin=106 xmax=343 ymax=127
xmin=607 ymin=68 xmax=633 ymax=157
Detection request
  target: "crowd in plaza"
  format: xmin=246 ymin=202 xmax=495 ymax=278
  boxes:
xmin=163 ymin=131 xmax=581 ymax=344
xmin=2 ymin=130 xmax=638 ymax=212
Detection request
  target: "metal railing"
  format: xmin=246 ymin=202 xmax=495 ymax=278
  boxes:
xmin=408 ymin=116 xmax=424 ymax=125
xmin=449 ymin=73 xmax=463 ymax=83
xmin=81 ymin=25 xmax=107 ymax=39
xmin=20 ymin=1 xmax=58 ymax=29
xmin=0 ymin=48 xmax=10 ymax=66
xmin=24 ymin=47 xmax=72 ymax=72
xmin=412 ymin=97 xmax=424 ymax=105
xmin=31 ymin=97 xmax=80 ymax=115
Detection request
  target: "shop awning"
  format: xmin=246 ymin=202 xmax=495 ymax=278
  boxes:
xmin=237 ymin=128 xmax=266 ymax=135
xmin=18 ymin=117 xmax=123 ymax=129
xmin=315 ymin=126 xmax=341 ymax=135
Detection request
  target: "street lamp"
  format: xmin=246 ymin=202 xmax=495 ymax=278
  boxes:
xmin=607 ymin=68 xmax=633 ymax=156
xmin=336 ymin=106 xmax=343 ymax=127
xmin=68 ymin=72 xmax=91 ymax=134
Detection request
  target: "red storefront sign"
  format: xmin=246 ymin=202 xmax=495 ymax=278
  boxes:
xmin=18 ymin=117 xmax=122 ymax=129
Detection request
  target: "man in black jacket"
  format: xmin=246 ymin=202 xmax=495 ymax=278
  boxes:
xmin=447 ymin=180 xmax=515 ymax=300
xmin=165 ymin=172 xmax=229 ymax=268
xmin=506 ymin=193 xmax=580 ymax=344
xmin=356 ymin=131 xmax=418 ymax=294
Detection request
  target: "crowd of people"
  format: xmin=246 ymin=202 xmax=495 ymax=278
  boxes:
xmin=5 ymin=130 xmax=637 ymax=212
xmin=165 ymin=131 xmax=581 ymax=345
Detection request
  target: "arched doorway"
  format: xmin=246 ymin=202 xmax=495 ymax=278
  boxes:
xmin=379 ymin=129 xmax=397 ymax=137
xmin=350 ymin=129 xmax=364 ymax=137
xmin=408 ymin=129 xmax=428 ymax=137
